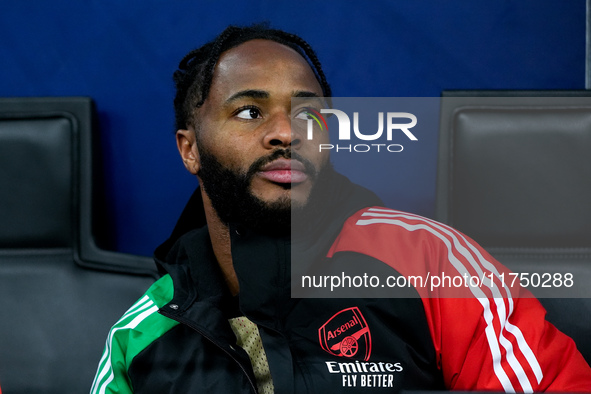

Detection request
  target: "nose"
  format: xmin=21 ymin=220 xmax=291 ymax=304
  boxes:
xmin=262 ymin=112 xmax=302 ymax=149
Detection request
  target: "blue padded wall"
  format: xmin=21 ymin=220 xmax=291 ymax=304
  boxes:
xmin=0 ymin=0 xmax=585 ymax=255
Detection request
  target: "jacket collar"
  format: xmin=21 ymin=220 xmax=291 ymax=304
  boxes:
xmin=154 ymin=169 xmax=383 ymax=324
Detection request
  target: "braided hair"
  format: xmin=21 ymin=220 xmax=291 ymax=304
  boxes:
xmin=173 ymin=24 xmax=332 ymax=131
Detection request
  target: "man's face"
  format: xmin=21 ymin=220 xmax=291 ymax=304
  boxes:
xmin=178 ymin=39 xmax=330 ymax=229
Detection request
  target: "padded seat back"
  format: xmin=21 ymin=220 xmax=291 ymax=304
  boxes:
xmin=0 ymin=97 xmax=156 ymax=393
xmin=436 ymin=91 xmax=591 ymax=364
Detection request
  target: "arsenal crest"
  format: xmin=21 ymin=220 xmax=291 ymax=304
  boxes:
xmin=318 ymin=307 xmax=372 ymax=361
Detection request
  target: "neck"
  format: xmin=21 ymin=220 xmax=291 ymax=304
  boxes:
xmin=200 ymin=188 xmax=240 ymax=296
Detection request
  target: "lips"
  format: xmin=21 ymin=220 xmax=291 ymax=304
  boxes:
xmin=257 ymin=158 xmax=308 ymax=184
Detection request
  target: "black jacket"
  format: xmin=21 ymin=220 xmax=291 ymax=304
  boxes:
xmin=91 ymin=172 xmax=591 ymax=393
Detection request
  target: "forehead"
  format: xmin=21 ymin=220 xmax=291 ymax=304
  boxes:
xmin=209 ymin=39 xmax=323 ymax=100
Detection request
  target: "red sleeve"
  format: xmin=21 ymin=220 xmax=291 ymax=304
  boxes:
xmin=330 ymin=207 xmax=591 ymax=392
xmin=424 ymin=295 xmax=591 ymax=391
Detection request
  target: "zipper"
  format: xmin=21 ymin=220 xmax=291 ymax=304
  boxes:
xmin=159 ymin=308 xmax=258 ymax=394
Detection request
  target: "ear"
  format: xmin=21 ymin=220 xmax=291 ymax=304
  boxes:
xmin=176 ymin=129 xmax=200 ymax=175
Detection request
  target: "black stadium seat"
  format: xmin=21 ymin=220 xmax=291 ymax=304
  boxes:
xmin=0 ymin=97 xmax=156 ymax=393
xmin=435 ymin=91 xmax=591 ymax=364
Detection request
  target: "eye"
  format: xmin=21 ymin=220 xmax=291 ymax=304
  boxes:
xmin=294 ymin=111 xmax=311 ymax=121
xmin=235 ymin=106 xmax=262 ymax=120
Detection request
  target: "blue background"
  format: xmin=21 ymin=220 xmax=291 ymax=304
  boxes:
xmin=0 ymin=1 xmax=585 ymax=256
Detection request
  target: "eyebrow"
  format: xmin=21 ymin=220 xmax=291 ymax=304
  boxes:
xmin=224 ymin=89 xmax=322 ymax=105
xmin=225 ymin=89 xmax=270 ymax=104
xmin=292 ymin=91 xmax=321 ymax=98
xmin=291 ymin=91 xmax=328 ymax=108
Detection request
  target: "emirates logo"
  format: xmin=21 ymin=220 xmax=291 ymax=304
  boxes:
xmin=318 ymin=307 xmax=372 ymax=361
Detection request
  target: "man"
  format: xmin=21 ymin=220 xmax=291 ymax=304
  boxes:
xmin=91 ymin=25 xmax=591 ymax=393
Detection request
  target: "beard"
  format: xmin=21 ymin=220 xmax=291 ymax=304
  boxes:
xmin=197 ymin=145 xmax=327 ymax=235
